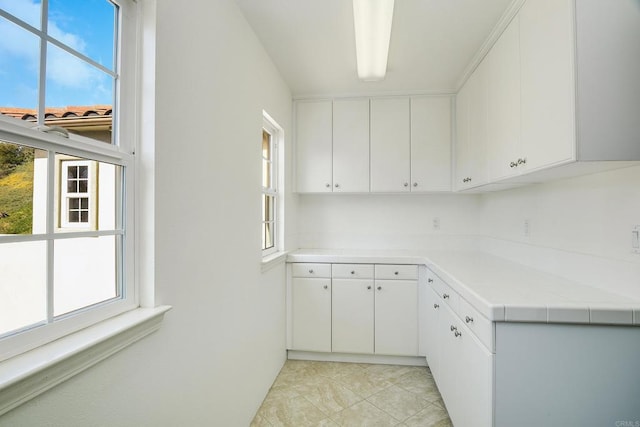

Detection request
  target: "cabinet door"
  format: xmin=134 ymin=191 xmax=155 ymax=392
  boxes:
xmin=458 ymin=325 xmax=494 ymax=427
xmin=333 ymin=99 xmax=370 ymax=192
xmin=332 ymin=279 xmax=374 ymax=354
xmin=436 ymin=305 xmax=462 ymax=425
xmin=370 ymin=98 xmax=411 ymax=192
xmin=423 ymin=284 xmax=441 ymax=377
xmin=520 ymin=0 xmax=574 ymax=171
xmin=455 ymin=79 xmax=471 ymax=190
xmin=374 ymin=280 xmax=418 ymax=356
xmin=296 ymin=101 xmax=333 ymax=192
xmin=487 ymin=16 xmax=521 ymax=181
xmin=291 ymin=277 xmax=332 ymax=352
xmin=410 ymin=97 xmax=451 ymax=192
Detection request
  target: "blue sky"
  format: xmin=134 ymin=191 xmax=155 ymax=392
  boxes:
xmin=0 ymin=0 xmax=116 ymax=109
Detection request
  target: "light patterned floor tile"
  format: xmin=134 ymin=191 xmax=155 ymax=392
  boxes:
xmin=331 ymin=400 xmax=400 ymax=427
xmin=366 ymin=384 xmax=430 ymax=422
xmin=294 ymin=378 xmax=363 ymax=415
xmin=403 ymin=402 xmax=452 ymax=427
xmin=393 ymin=369 xmax=445 ymax=405
xmin=261 ymin=394 xmax=329 ymax=427
xmin=335 ymin=369 xmax=395 ymax=399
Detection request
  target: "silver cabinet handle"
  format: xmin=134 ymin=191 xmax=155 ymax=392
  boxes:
xmin=428 ymin=278 xmax=433 ymax=283
xmin=367 ymin=286 xmax=372 ymax=290
xmin=510 ymin=161 xmax=517 ymax=168
xmin=450 ymin=325 xmax=457 ymax=332
xmin=518 ymin=158 xmax=527 ymax=165
xmin=394 ymin=271 xmax=399 ymax=276
xmin=413 ymin=182 xmax=418 ymax=187
xmin=350 ymin=271 xmax=355 ymax=275
xmin=433 ymin=303 xmax=439 ymax=309
xmin=323 ymin=285 xmax=328 ymax=289
xmin=465 ymin=316 xmax=473 ymax=323
xmin=377 ymin=286 xmax=382 ymax=291
xmin=309 ymin=269 xmax=314 ymax=274
xmin=454 ymin=331 xmax=462 ymax=337
xmin=325 ymin=183 xmax=331 ymax=188
xmin=335 ymin=183 xmax=340 ymax=188
xmin=403 ymin=182 xmax=409 ymax=187
xmin=443 ymin=293 xmax=449 ymax=299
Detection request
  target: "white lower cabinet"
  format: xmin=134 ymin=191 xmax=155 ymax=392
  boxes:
xmin=332 ymin=278 xmax=374 ymax=354
xmin=374 ymin=279 xmax=418 ymax=356
xmin=291 ymin=274 xmax=332 ymax=352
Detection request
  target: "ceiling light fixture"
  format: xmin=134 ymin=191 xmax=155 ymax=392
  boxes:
xmin=353 ymin=0 xmax=395 ymax=81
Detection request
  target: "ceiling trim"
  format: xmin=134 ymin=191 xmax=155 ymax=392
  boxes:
xmin=293 ymin=88 xmax=456 ymax=101
xmin=455 ymin=0 xmax=526 ymax=91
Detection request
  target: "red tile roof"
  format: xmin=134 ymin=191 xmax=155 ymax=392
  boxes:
xmin=0 ymin=105 xmax=112 ymax=121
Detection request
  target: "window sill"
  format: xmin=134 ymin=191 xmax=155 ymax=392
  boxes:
xmin=262 ymin=250 xmax=288 ymax=273
xmin=0 ymin=305 xmax=171 ymax=416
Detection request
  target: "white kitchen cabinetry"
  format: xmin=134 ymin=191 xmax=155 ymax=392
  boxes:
xmin=456 ymin=59 xmax=489 ymax=190
xmin=332 ymin=264 xmax=375 ymax=354
xmin=290 ymin=264 xmax=332 ymax=352
xmin=422 ymin=274 xmax=441 ymax=375
xmin=332 ymin=99 xmax=370 ymax=192
xmin=370 ymin=98 xmax=411 ymax=193
xmin=487 ymin=15 xmax=521 ymax=182
xmin=410 ymin=97 xmax=452 ymax=192
xmin=295 ymin=100 xmax=333 ymax=193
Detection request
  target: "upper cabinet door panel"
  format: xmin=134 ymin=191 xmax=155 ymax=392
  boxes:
xmin=520 ymin=0 xmax=575 ymax=170
xmin=487 ymin=16 xmax=521 ymax=182
xmin=296 ymin=101 xmax=333 ymax=193
xmin=370 ymin=98 xmax=411 ymax=193
xmin=333 ymin=99 xmax=370 ymax=192
xmin=410 ymin=97 xmax=452 ymax=192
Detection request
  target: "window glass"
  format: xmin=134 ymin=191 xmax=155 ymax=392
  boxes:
xmin=47 ymin=0 xmax=117 ymax=70
xmin=0 ymin=0 xmax=42 ymax=29
xmin=53 ymin=235 xmax=118 ymax=316
xmin=0 ymin=241 xmax=47 ymax=336
xmin=0 ymin=17 xmax=40 ymax=117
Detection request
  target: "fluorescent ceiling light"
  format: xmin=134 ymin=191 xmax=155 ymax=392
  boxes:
xmin=353 ymin=0 xmax=395 ymax=81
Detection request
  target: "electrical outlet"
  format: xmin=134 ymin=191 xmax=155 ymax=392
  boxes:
xmin=524 ymin=219 xmax=530 ymax=238
xmin=433 ymin=217 xmax=441 ymax=230
xmin=632 ymin=226 xmax=640 ymax=254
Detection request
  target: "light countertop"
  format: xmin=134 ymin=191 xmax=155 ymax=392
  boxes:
xmin=288 ymin=249 xmax=640 ymax=326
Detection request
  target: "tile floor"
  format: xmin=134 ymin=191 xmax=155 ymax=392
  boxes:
xmin=251 ymin=360 xmax=452 ymax=427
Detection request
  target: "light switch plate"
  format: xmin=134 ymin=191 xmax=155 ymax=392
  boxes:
xmin=632 ymin=225 xmax=640 ymax=254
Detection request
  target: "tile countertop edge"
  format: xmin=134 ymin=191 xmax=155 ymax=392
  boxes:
xmin=287 ymin=249 xmax=640 ymax=326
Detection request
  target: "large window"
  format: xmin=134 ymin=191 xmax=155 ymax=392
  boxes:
xmin=0 ymin=0 xmax=137 ymax=361
xmin=261 ymin=114 xmax=282 ymax=256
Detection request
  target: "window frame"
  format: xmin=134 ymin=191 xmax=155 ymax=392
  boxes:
xmin=261 ymin=112 xmax=283 ymax=258
xmin=0 ymin=0 xmax=138 ymax=363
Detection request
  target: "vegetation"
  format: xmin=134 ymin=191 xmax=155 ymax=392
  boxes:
xmin=0 ymin=143 xmax=35 ymax=234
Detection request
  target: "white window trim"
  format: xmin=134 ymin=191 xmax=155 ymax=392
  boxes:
xmin=0 ymin=0 xmax=168 ymax=413
xmin=261 ymin=111 xmax=285 ymax=262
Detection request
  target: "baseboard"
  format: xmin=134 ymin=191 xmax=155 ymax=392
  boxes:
xmin=287 ymin=350 xmax=427 ymax=367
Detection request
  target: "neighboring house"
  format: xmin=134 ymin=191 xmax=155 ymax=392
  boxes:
xmin=0 ymin=106 xmax=117 ymax=335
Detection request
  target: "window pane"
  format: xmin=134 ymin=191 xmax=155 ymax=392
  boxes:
xmin=263 ymin=194 xmax=274 ymax=222
xmin=47 ymin=0 xmax=117 ymax=70
xmin=0 ymin=141 xmax=47 ymax=235
xmin=46 ymin=42 xmax=114 ymax=144
xmin=0 ymin=0 xmax=42 ymax=29
xmin=0 ymin=240 xmax=47 ymax=337
xmin=53 ymin=235 xmax=118 ymax=316
xmin=0 ymin=18 xmax=40 ymax=123
xmin=265 ymin=222 xmax=274 ymax=249
xmin=262 ymin=159 xmax=271 ymax=188
xmin=262 ymin=130 xmax=271 ymax=160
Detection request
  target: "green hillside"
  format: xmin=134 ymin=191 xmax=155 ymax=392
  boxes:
xmin=0 ymin=160 xmax=35 ymax=234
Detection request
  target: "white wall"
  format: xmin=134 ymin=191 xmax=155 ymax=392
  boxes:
xmin=297 ymin=193 xmax=481 ymax=250
xmin=0 ymin=0 xmax=294 ymax=425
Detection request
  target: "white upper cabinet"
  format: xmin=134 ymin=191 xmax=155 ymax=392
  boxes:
xmin=519 ymin=0 xmax=574 ymax=172
xmin=370 ymin=98 xmax=411 ymax=193
xmin=296 ymin=100 xmax=333 ymax=192
xmin=333 ymin=99 xmax=370 ymax=192
xmin=410 ymin=97 xmax=452 ymax=192
xmin=487 ymin=16 xmax=521 ymax=181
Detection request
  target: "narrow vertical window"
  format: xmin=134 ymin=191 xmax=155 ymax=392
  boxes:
xmin=262 ymin=113 xmax=282 ymax=256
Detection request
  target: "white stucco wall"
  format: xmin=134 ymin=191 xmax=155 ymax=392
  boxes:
xmin=0 ymin=0 xmax=293 ymax=425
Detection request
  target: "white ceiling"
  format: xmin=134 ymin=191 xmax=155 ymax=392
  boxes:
xmin=235 ymin=0 xmax=515 ymax=98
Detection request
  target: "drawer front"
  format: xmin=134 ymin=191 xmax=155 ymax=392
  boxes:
xmin=291 ymin=263 xmax=332 ymax=278
xmin=375 ymin=264 xmax=418 ymax=280
xmin=431 ymin=276 xmax=459 ymax=316
xmin=332 ymin=264 xmax=375 ymax=279
xmin=460 ymin=298 xmax=494 ymax=352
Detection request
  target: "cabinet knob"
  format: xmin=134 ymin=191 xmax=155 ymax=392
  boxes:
xmin=413 ymin=182 xmax=418 ymax=187
xmin=377 ymin=286 xmax=382 ymax=291
xmin=394 ymin=271 xmax=399 ymax=275
xmin=465 ymin=316 xmax=474 ymax=323
xmin=309 ymin=269 xmax=314 ymax=274
xmin=403 ymin=182 xmax=409 ymax=187
xmin=450 ymin=325 xmax=457 ymax=332
xmin=443 ymin=293 xmax=449 ymax=299
xmin=428 ymin=278 xmax=433 ymax=283
xmin=518 ymin=157 xmax=527 ymax=165
xmin=351 ymin=271 xmax=355 ymax=275
xmin=325 ymin=183 xmax=331 ymax=188
xmin=335 ymin=183 xmax=340 ymax=188
xmin=454 ymin=330 xmax=462 ymax=338
xmin=323 ymin=285 xmax=328 ymax=290
xmin=510 ymin=161 xmax=517 ymax=168
xmin=367 ymin=286 xmax=372 ymax=290
xmin=433 ymin=303 xmax=439 ymax=309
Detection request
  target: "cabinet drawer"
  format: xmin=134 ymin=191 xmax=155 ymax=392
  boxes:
xmin=430 ymin=276 xmax=460 ymax=315
xmin=460 ymin=298 xmax=494 ymax=352
xmin=332 ymin=264 xmax=374 ymax=279
xmin=291 ymin=263 xmax=331 ymax=278
xmin=375 ymin=264 xmax=418 ymax=280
